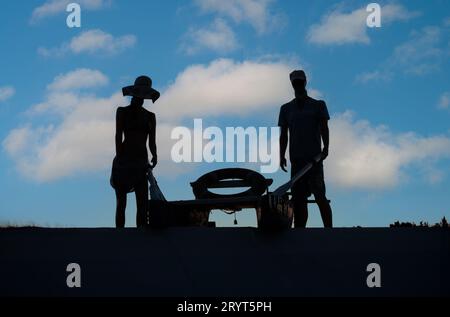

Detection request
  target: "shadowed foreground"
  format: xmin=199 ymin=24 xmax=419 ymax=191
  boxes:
xmin=0 ymin=227 xmax=449 ymax=297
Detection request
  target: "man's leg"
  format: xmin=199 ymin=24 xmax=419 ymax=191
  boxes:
xmin=293 ymin=198 xmax=308 ymax=228
xmin=115 ymin=189 xmax=127 ymax=228
xmin=316 ymin=198 xmax=333 ymax=228
xmin=135 ymin=176 xmax=148 ymax=228
xmin=311 ymin=164 xmax=333 ymax=228
xmin=291 ymin=161 xmax=309 ymax=228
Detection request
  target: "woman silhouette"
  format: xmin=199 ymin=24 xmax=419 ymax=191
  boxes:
xmin=110 ymin=76 xmax=159 ymax=228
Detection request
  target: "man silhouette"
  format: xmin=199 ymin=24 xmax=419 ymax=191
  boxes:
xmin=278 ymin=70 xmax=333 ymax=228
xmin=110 ymin=76 xmax=159 ymax=228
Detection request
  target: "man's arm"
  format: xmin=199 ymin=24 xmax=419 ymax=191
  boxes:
xmin=320 ymin=119 xmax=329 ymax=159
xmin=149 ymin=113 xmax=157 ymax=167
xmin=278 ymin=105 xmax=288 ymax=172
xmin=115 ymin=108 xmax=124 ymax=156
xmin=279 ymin=126 xmax=288 ymax=172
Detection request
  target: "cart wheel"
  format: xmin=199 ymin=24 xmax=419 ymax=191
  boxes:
xmin=190 ymin=168 xmax=272 ymax=199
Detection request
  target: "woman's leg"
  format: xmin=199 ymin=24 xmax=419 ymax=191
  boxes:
xmin=135 ymin=177 xmax=149 ymax=228
xmin=115 ymin=189 xmax=127 ymax=228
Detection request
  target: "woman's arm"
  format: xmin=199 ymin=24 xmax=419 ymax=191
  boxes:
xmin=115 ymin=108 xmax=124 ymax=156
xmin=149 ymin=113 xmax=157 ymax=167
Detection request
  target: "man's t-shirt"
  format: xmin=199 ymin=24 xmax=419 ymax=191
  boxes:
xmin=278 ymin=95 xmax=330 ymax=161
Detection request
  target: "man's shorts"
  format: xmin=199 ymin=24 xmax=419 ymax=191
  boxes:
xmin=291 ymin=159 xmax=327 ymax=201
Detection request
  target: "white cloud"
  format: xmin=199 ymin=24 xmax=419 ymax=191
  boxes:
xmin=30 ymin=92 xmax=82 ymax=116
xmin=26 ymin=69 xmax=109 ymax=115
xmin=4 ymin=95 xmax=122 ymax=181
xmin=308 ymin=88 xmax=323 ymax=100
xmin=153 ymin=58 xmax=297 ymax=121
xmin=438 ymin=92 xmax=450 ymax=110
xmin=381 ymin=4 xmax=421 ymax=22
xmin=1 ymin=68 xmax=120 ymax=181
xmin=2 ymin=127 xmax=33 ymax=157
xmin=357 ymin=25 xmax=450 ymax=83
xmin=327 ymin=112 xmax=450 ymax=189
xmin=6 ymin=103 xmax=188 ymax=182
xmin=181 ymin=18 xmax=238 ymax=55
xmin=38 ymin=29 xmax=137 ymax=57
xmin=0 ymin=86 xmax=15 ymax=102
xmin=48 ymin=68 xmax=109 ymax=91
xmin=392 ymin=26 xmax=446 ymax=75
xmin=5 ymin=61 xmax=450 ymax=187
xmin=3 ymin=59 xmax=303 ymax=181
xmin=308 ymin=7 xmax=369 ymax=45
xmin=355 ymin=70 xmax=392 ymax=83
xmin=31 ymin=0 xmax=109 ymax=23
xmin=307 ymin=4 xmax=419 ymax=45
xmin=69 ymin=29 xmax=136 ymax=54
xmin=195 ymin=0 xmax=285 ymax=34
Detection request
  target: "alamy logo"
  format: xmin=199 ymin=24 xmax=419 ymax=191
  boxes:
xmin=171 ymin=119 xmax=280 ymax=174
xmin=66 ymin=263 xmax=81 ymax=288
xmin=366 ymin=3 xmax=382 ymax=28
xmin=366 ymin=263 xmax=382 ymax=288
xmin=66 ymin=3 xmax=81 ymax=28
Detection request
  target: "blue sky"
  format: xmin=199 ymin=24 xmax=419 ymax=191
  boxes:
xmin=0 ymin=0 xmax=449 ymax=228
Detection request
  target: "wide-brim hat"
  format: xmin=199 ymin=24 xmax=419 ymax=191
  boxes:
xmin=122 ymin=75 xmax=160 ymax=102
